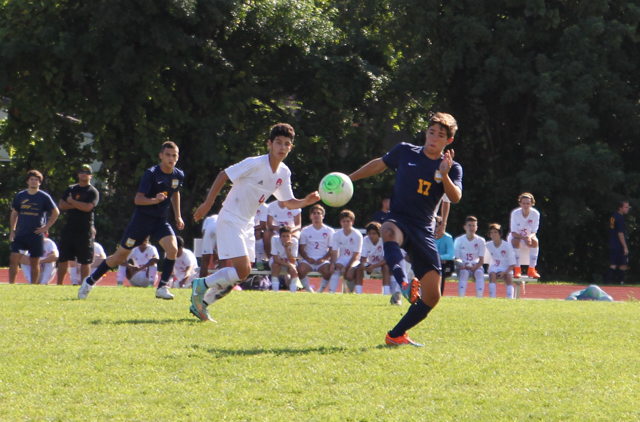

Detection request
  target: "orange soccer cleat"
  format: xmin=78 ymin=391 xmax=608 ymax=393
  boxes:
xmin=513 ymin=267 xmax=522 ymax=278
xmin=385 ymin=332 xmax=424 ymax=347
xmin=400 ymin=277 xmax=421 ymax=305
xmin=527 ymin=267 xmax=541 ymax=279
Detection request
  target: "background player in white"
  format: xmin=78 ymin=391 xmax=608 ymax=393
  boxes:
xmin=509 ymin=192 xmax=541 ymax=279
xmin=191 ymin=123 xmax=320 ymax=322
xmin=328 ymin=210 xmax=363 ymax=293
xmin=269 ymin=225 xmax=300 ymax=292
xmin=69 ymin=228 xmax=106 ymax=285
xmin=355 ymin=222 xmax=390 ymax=295
xmin=485 ymin=223 xmax=516 ymax=299
xmin=454 ymin=216 xmax=486 ymax=298
xmin=116 ymin=236 xmax=159 ymax=288
xmin=263 ymin=200 xmax=301 ymax=259
xmin=20 ymin=235 xmax=58 ymax=285
xmin=298 ymin=204 xmax=333 ymax=293
xmin=199 ymin=214 xmax=219 ymax=278
xmin=253 ymin=202 xmax=270 ymax=268
xmin=172 ymin=236 xmax=198 ymax=288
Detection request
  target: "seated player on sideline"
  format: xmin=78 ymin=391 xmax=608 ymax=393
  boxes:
xmin=116 ymin=236 xmax=160 ymax=288
xmin=509 ymin=192 xmax=541 ymax=279
xmin=434 ymin=216 xmax=455 ymax=295
xmin=356 ymin=222 xmax=390 ymax=295
xmin=328 ymin=210 xmax=363 ymax=293
xmin=454 ymin=216 xmax=486 ymax=298
xmin=171 ymin=236 xmax=199 ymax=289
xmin=298 ymin=204 xmax=333 ymax=293
xmin=485 ymin=223 xmax=516 ymax=299
xmin=349 ymin=112 xmax=462 ymax=347
xmin=199 ymin=214 xmax=219 ymax=278
xmin=263 ymin=200 xmax=302 ymax=259
xmin=253 ymin=202 xmax=270 ymax=269
xmin=269 ymin=225 xmax=300 ymax=292
xmin=20 ymin=235 xmax=59 ymax=285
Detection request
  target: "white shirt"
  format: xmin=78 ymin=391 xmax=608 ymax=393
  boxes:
xmin=270 ymin=236 xmax=299 ymax=262
xmin=173 ymin=248 xmax=197 ymax=280
xmin=223 ymin=155 xmax=295 ymax=224
xmin=93 ymin=242 xmax=107 ymax=260
xmin=454 ymin=234 xmax=486 ymax=264
xmin=202 ymin=214 xmax=218 ymax=235
xmin=129 ymin=245 xmax=160 ymax=268
xmin=300 ymin=224 xmax=334 ymax=260
xmin=332 ymin=228 xmax=363 ymax=260
xmin=361 ymin=236 xmax=384 ymax=265
xmin=268 ymin=201 xmax=301 ymax=228
xmin=254 ymin=203 xmax=269 ymax=227
xmin=510 ymin=207 xmax=540 ymax=237
xmin=485 ymin=240 xmax=516 ymax=270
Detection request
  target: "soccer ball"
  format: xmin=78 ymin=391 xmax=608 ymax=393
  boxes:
xmin=319 ymin=172 xmax=353 ymax=207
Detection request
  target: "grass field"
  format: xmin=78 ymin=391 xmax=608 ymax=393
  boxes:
xmin=1 ymin=285 xmax=639 ymax=421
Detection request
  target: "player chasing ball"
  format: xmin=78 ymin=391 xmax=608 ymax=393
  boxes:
xmin=349 ymin=112 xmax=463 ymax=347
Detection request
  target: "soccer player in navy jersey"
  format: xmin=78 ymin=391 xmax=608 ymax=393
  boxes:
xmin=605 ymin=200 xmax=630 ymax=284
xmin=78 ymin=142 xmax=184 ymax=300
xmin=349 ymin=112 xmax=462 ymax=347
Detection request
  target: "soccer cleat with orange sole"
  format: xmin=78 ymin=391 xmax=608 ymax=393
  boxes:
xmin=385 ymin=332 xmax=424 ymax=347
xmin=513 ymin=267 xmax=522 ymax=278
xmin=527 ymin=267 xmax=541 ymax=279
xmin=400 ymin=277 xmax=421 ymax=304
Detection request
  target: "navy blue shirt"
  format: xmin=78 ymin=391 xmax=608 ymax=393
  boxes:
xmin=136 ymin=165 xmax=184 ymax=218
xmin=373 ymin=210 xmax=389 ymax=223
xmin=382 ymin=143 xmax=462 ymax=229
xmin=609 ymin=212 xmax=626 ymax=250
xmin=12 ymin=190 xmax=57 ymax=236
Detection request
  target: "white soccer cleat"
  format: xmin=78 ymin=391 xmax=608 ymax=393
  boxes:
xmin=155 ymin=286 xmax=174 ymax=300
xmin=78 ymin=277 xmax=94 ymax=299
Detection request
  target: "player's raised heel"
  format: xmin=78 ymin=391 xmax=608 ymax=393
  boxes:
xmin=527 ymin=267 xmax=540 ymax=279
xmin=78 ymin=277 xmax=94 ymax=299
xmin=385 ymin=332 xmax=424 ymax=347
xmin=514 ymin=267 xmax=522 ymax=278
xmin=400 ymin=277 xmax=420 ymax=304
xmin=155 ymin=286 xmax=174 ymax=300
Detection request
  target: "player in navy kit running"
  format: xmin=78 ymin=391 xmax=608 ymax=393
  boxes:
xmin=78 ymin=142 xmax=184 ymax=300
xmin=349 ymin=113 xmax=462 ymax=346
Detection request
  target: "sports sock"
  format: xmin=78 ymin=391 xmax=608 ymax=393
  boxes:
xmin=255 ymin=239 xmax=264 ymax=262
xmin=87 ymin=260 xmax=113 ymax=285
xmin=301 ymin=276 xmax=314 ymax=293
xmin=514 ymin=248 xmax=521 ymax=267
xmin=506 ymin=285 xmax=514 ymax=299
xmin=383 ymin=241 xmax=407 ymax=287
xmin=604 ymin=267 xmax=615 ymax=284
xmin=388 ymin=300 xmax=433 ymax=338
xmin=346 ymin=280 xmax=355 ymax=293
xmin=148 ymin=266 xmax=157 ymax=287
xmin=459 ymin=269 xmax=469 ymax=297
xmin=329 ymin=272 xmax=341 ymax=293
xmin=202 ymin=267 xmax=241 ymax=304
xmin=69 ymin=267 xmax=80 ymax=285
xmin=390 ymin=277 xmax=400 ymax=294
xmin=476 ymin=278 xmax=484 ymax=298
xmin=489 ymin=282 xmax=497 ymax=298
xmin=617 ymin=269 xmax=626 ymax=284
xmin=474 ymin=269 xmax=485 ymax=284
xmin=290 ymin=277 xmax=300 ymax=293
xmin=203 ymin=287 xmax=215 ymax=306
xmin=319 ymin=278 xmax=330 ymax=292
xmin=383 ymin=285 xmax=391 ymax=295
xmin=271 ymin=276 xmax=280 ymax=292
xmin=117 ymin=266 xmax=126 ymax=286
xmin=158 ymin=258 xmax=175 ymax=288
xmin=355 ymin=285 xmax=363 ymax=294
xmin=529 ymin=248 xmax=539 ymax=268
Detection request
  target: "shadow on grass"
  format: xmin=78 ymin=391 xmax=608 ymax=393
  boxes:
xmin=198 ymin=345 xmax=355 ymax=357
xmin=90 ymin=318 xmax=198 ymax=325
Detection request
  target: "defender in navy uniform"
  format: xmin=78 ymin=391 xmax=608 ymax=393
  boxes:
xmin=605 ymin=200 xmax=630 ymax=284
xmin=349 ymin=113 xmax=462 ymax=347
xmin=78 ymin=142 xmax=185 ymax=300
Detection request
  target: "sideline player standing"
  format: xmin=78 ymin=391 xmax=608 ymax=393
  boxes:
xmin=56 ymin=164 xmax=100 ymax=285
xmin=509 ymin=193 xmax=541 ymax=279
xmin=349 ymin=112 xmax=462 ymax=347
xmin=9 ymin=170 xmax=60 ymax=284
xmin=78 ymin=142 xmax=184 ymax=299
xmin=605 ymin=200 xmax=630 ymax=284
xmin=190 ymin=123 xmax=320 ymax=321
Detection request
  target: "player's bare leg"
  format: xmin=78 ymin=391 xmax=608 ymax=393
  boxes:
xmin=29 ymin=257 xmax=41 ymax=285
xmin=271 ymin=261 xmax=283 ymax=291
xmin=57 ymin=261 xmax=69 ymax=285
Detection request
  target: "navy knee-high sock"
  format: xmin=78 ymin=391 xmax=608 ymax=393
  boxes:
xmin=384 ymin=241 xmax=407 ymax=287
xmin=158 ymin=259 xmax=175 ymax=288
xmin=389 ymin=300 xmax=433 ymax=338
xmin=604 ymin=268 xmax=615 ymax=284
xmin=87 ymin=260 xmax=113 ymax=285
xmin=617 ymin=269 xmax=626 ymax=284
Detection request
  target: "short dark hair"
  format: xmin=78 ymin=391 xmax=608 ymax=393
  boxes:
xmin=269 ymin=123 xmax=295 ymax=142
xmin=618 ymin=200 xmax=629 ymax=210
xmin=465 ymin=216 xmax=478 ymax=224
xmin=428 ymin=112 xmax=458 ymax=139
xmin=176 ymin=236 xmax=184 ymax=249
xmin=26 ymin=170 xmax=43 ymax=182
xmin=365 ymin=222 xmax=381 ymax=235
xmin=487 ymin=223 xmax=503 ymax=237
xmin=279 ymin=225 xmax=292 ymax=235
xmin=309 ymin=204 xmax=325 ymax=215
xmin=160 ymin=141 xmax=179 ymax=153
xmin=340 ymin=210 xmax=355 ymax=221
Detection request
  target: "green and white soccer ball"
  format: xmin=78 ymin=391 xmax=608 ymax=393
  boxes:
xmin=319 ymin=172 xmax=354 ymax=207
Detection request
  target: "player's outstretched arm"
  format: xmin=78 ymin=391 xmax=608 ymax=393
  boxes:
xmin=194 ymin=171 xmax=229 ymax=221
xmin=349 ymin=158 xmax=387 ymax=182
xmin=282 ymin=192 xmax=321 ymax=210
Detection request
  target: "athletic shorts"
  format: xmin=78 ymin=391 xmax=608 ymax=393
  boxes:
xmin=58 ymin=229 xmax=94 ymax=264
xmin=299 ymin=260 xmax=330 ymax=272
xmin=120 ymin=212 xmax=175 ymax=249
xmin=11 ymin=233 xmax=44 ymax=257
xmin=386 ymin=213 xmax=441 ymax=280
xmin=336 ymin=255 xmax=360 ymax=268
xmin=610 ymin=248 xmax=628 ymax=266
xmin=216 ymin=208 xmax=255 ymax=262
xmin=488 ymin=266 xmax=512 ymax=275
xmin=202 ymin=228 xmax=217 ymax=255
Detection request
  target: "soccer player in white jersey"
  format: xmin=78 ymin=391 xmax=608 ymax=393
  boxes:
xmin=171 ymin=236 xmax=199 ymax=288
xmin=454 ymin=216 xmax=486 ymax=298
xmin=20 ymin=236 xmax=58 ymax=284
xmin=191 ymin=123 xmax=320 ymax=321
xmin=253 ymin=202 xmax=270 ymax=267
xmin=509 ymin=192 xmax=541 ymax=279
xmin=199 ymin=214 xmax=219 ymax=278
xmin=263 ymin=200 xmax=302 ymax=259
xmin=298 ymin=204 xmax=333 ymax=293
xmin=269 ymin=225 xmax=300 ymax=292
xmin=328 ymin=210 xmax=363 ymax=293
xmin=355 ymin=222 xmax=390 ymax=295
xmin=116 ymin=236 xmax=159 ymax=288
xmin=485 ymin=223 xmax=517 ymax=299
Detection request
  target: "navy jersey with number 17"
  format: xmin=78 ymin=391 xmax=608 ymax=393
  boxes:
xmin=382 ymin=143 xmax=463 ymax=230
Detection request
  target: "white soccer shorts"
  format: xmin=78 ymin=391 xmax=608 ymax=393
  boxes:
xmin=299 ymin=259 xmax=330 ymax=272
xmin=202 ymin=229 xmax=217 ymax=255
xmin=216 ymin=209 xmax=256 ymax=262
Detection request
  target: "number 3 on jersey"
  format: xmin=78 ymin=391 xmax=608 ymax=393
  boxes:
xmin=417 ymin=179 xmax=432 ymax=196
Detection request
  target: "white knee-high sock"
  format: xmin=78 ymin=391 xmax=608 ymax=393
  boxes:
xmin=117 ymin=265 xmax=126 ymax=285
xmin=271 ymin=276 xmax=280 ymax=292
xmin=529 ymin=248 xmax=539 ymax=268
xmin=489 ymin=282 xmax=497 ymax=298
xmin=202 ymin=267 xmax=241 ymax=303
xmin=476 ymin=279 xmax=484 ymax=298
xmin=69 ymin=266 xmax=80 ymax=285
xmin=290 ymin=277 xmax=300 ymax=293
xmin=383 ymin=285 xmax=390 ymax=295
xmin=329 ymin=272 xmax=341 ymax=293
xmin=459 ymin=269 xmax=469 ymax=297
xmin=514 ymin=248 xmax=520 ymax=267
xmin=355 ymin=285 xmax=363 ymax=294
xmin=506 ymin=285 xmax=514 ymax=299
xmin=301 ymin=276 xmax=314 ymax=293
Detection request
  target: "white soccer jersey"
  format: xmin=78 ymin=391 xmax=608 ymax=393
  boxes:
xmin=254 ymin=203 xmax=269 ymax=226
xmin=223 ymin=155 xmax=295 ymax=224
xmin=129 ymin=245 xmax=159 ymax=268
xmin=332 ymin=229 xmax=363 ymax=260
xmin=270 ymin=236 xmax=299 ymax=262
xmin=454 ymin=234 xmax=486 ymax=264
xmin=510 ymin=207 xmax=540 ymax=237
xmin=300 ymin=224 xmax=334 ymax=260
xmin=485 ymin=240 xmax=516 ymax=271
xmin=361 ymin=236 xmax=384 ymax=265
xmin=268 ymin=201 xmax=301 ymax=228
xmin=173 ymin=248 xmax=197 ymax=280
xmin=93 ymin=242 xmax=107 ymax=260
xmin=202 ymin=214 xmax=218 ymax=254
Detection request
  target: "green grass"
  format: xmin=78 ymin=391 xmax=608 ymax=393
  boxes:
xmin=1 ymin=286 xmax=639 ymax=421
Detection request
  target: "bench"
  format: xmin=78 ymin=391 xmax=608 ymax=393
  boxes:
xmin=248 ymin=268 xmax=384 ymax=294
xmin=445 ymin=273 xmax=537 ymax=299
